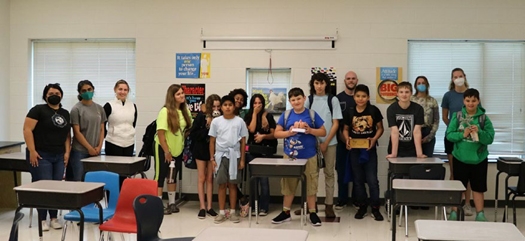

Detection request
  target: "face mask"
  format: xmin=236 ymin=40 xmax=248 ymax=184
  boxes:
xmin=47 ymin=95 xmax=61 ymax=105
xmin=80 ymin=91 xmax=94 ymax=100
xmin=416 ymin=84 xmax=427 ymax=92
xmin=454 ymin=78 xmax=465 ymax=86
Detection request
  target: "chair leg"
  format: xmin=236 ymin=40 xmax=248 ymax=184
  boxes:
xmin=398 ymin=205 xmax=404 ymax=227
xmin=29 ymin=208 xmax=33 ymax=228
xmin=443 ymin=207 xmax=448 ymax=221
xmin=404 ymin=206 xmax=408 ymax=237
xmin=434 ymin=206 xmax=438 ymax=220
xmin=61 ymin=221 xmax=68 ymax=241
xmin=99 ymin=231 xmax=105 ymax=241
xmin=512 ymin=195 xmax=518 ymax=226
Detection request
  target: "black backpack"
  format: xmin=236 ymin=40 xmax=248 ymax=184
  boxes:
xmin=138 ymin=120 xmax=157 ymax=171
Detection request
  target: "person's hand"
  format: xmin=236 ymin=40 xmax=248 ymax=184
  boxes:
xmin=463 ymin=126 xmax=472 ymax=138
xmin=288 ymin=126 xmax=298 ymax=136
xmin=239 ymin=159 xmax=245 ymax=170
xmin=367 ymin=137 xmax=377 ymax=151
xmin=94 ymin=146 xmax=102 ymax=155
xmin=253 ymin=105 xmax=262 ymax=115
xmin=386 ymin=153 xmax=397 ymax=158
xmin=164 ymin=151 xmax=172 ymax=163
xmin=254 ymin=133 xmax=265 ymax=143
xmin=422 ymin=136 xmax=428 ymax=143
xmin=29 ymin=150 xmax=41 ymax=167
xmin=64 ymin=152 xmax=70 ymax=166
xmin=417 ymin=154 xmax=428 ymax=158
xmin=320 ymin=141 xmax=328 ymax=153
xmin=211 ymin=157 xmax=217 ymax=169
xmin=346 ymin=137 xmax=352 ymax=150
xmin=304 ymin=124 xmax=311 ymax=134
xmin=261 ymin=117 xmax=269 ymax=131
xmin=470 ymin=125 xmax=479 ymax=133
xmin=88 ymin=147 xmax=98 ymax=156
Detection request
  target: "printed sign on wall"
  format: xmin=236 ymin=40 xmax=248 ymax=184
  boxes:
xmin=181 ymin=83 xmax=205 ymax=117
xmin=376 ymin=67 xmax=403 ymax=104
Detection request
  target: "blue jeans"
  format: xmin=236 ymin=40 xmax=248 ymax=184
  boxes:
xmin=247 ymin=154 xmax=270 ymax=211
xmin=336 ymin=143 xmax=350 ymax=204
xmin=27 ymin=150 xmax=65 ymax=220
xmin=349 ymin=148 xmax=380 ymax=207
xmin=66 ymin=150 xmax=89 ymax=181
xmin=421 ymin=127 xmax=435 ymax=157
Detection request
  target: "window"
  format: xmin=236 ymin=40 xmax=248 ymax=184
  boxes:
xmin=31 ymin=40 xmax=136 ymax=110
xmin=246 ymin=68 xmax=291 ymax=114
xmin=408 ymin=41 xmax=525 ymax=155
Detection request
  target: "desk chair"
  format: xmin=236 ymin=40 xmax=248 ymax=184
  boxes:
xmin=507 ymin=161 xmax=525 ymax=226
xmin=9 ymin=212 xmax=24 ymax=241
xmin=61 ymin=171 xmax=120 ymax=241
xmin=99 ymin=178 xmax=157 ymax=241
xmin=134 ymin=195 xmax=194 ymax=241
xmin=399 ymin=165 xmax=446 ymax=237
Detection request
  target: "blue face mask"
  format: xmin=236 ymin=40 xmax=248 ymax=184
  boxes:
xmin=416 ymin=84 xmax=427 ymax=92
xmin=80 ymin=91 xmax=94 ymax=100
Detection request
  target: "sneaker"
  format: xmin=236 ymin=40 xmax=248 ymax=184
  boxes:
xmin=352 ymin=201 xmax=360 ymax=211
xmin=214 ymin=214 xmax=227 ymax=224
xmin=371 ymin=208 xmax=384 ymax=221
xmin=475 ymin=211 xmax=487 ymax=222
xmin=463 ymin=204 xmax=473 ymax=216
xmin=164 ymin=204 xmax=179 ymax=215
xmin=224 ymin=209 xmax=231 ymax=219
xmin=272 ymin=211 xmax=291 ymax=224
xmin=259 ymin=209 xmax=268 ymax=216
xmin=334 ymin=200 xmax=347 ymax=210
xmin=230 ymin=213 xmax=240 ymax=223
xmin=207 ymin=208 xmax=218 ymax=217
xmin=198 ymin=209 xmax=206 ymax=219
xmin=354 ymin=206 xmax=368 ymax=219
xmin=325 ymin=204 xmax=336 ymax=218
xmin=50 ymin=219 xmax=62 ymax=229
xmin=41 ymin=221 xmax=50 ymax=232
xmin=239 ymin=197 xmax=250 ymax=217
xmin=309 ymin=212 xmax=322 ymax=226
xmin=448 ymin=210 xmax=458 ymax=221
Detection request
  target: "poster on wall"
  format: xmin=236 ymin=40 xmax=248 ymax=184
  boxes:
xmin=252 ymin=87 xmax=287 ymax=114
xmin=376 ymin=67 xmax=403 ymax=104
xmin=176 ymin=53 xmax=201 ymax=78
xmin=311 ymin=67 xmax=337 ymax=96
xmin=200 ymin=53 xmax=210 ymax=78
xmin=181 ymin=83 xmax=205 ymax=117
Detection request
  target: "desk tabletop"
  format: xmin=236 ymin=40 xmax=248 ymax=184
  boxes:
xmin=81 ymin=155 xmax=146 ymax=164
xmin=0 ymin=141 xmax=24 ymax=149
xmin=193 ymin=227 xmax=308 ymax=241
xmin=0 ymin=151 xmax=26 ymax=160
xmin=14 ymin=180 xmax=104 ymax=194
xmin=250 ymin=157 xmax=308 ymax=166
xmin=393 ymin=179 xmax=466 ymax=191
xmin=415 ymin=220 xmax=525 ymax=241
xmin=387 ymin=157 xmax=443 ymax=164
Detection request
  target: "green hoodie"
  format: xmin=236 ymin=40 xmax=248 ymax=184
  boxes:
xmin=446 ymin=106 xmax=494 ymax=164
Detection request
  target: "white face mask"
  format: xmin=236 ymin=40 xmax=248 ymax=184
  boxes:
xmin=454 ymin=78 xmax=465 ymax=86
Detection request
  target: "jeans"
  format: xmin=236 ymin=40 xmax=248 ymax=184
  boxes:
xmin=247 ymin=154 xmax=270 ymax=211
xmin=349 ymin=148 xmax=380 ymax=207
xmin=421 ymin=127 xmax=436 ymax=157
xmin=66 ymin=150 xmax=89 ymax=181
xmin=335 ymin=143 xmax=349 ymax=204
xmin=27 ymin=150 xmax=65 ymax=220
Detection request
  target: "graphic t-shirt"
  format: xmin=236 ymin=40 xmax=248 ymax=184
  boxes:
xmin=276 ymin=109 xmax=324 ymax=159
xmin=345 ymin=105 xmax=383 ymax=139
xmin=387 ymin=101 xmax=424 ymax=156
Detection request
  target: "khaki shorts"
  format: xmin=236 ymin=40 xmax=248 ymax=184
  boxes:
xmin=281 ymin=155 xmax=319 ymax=196
xmin=215 ymin=157 xmax=242 ymax=185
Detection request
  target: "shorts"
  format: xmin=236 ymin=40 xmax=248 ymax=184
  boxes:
xmin=154 ymin=144 xmax=182 ymax=187
xmin=281 ymin=155 xmax=319 ymax=196
xmin=215 ymin=157 xmax=243 ymax=185
xmin=444 ymin=136 xmax=454 ymax=154
xmin=452 ymin=157 xmax=488 ymax=193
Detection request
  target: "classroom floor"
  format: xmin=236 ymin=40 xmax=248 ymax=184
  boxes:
xmin=1 ymin=201 xmax=524 ymax=241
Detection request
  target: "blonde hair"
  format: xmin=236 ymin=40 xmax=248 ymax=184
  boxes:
xmin=164 ymin=84 xmax=192 ymax=133
xmin=448 ymin=68 xmax=470 ymax=91
xmin=114 ymin=79 xmax=130 ymax=92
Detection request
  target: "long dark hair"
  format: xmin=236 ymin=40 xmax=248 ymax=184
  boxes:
xmin=244 ymin=94 xmax=266 ymax=125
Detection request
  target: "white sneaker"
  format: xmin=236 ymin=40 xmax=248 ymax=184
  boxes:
xmin=463 ymin=204 xmax=473 ymax=216
xmin=50 ymin=219 xmax=63 ymax=229
xmin=41 ymin=221 xmax=50 ymax=231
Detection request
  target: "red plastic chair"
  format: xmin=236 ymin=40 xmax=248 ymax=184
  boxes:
xmin=99 ymin=178 xmax=157 ymax=241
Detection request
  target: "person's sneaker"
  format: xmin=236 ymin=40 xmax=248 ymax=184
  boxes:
xmin=354 ymin=206 xmax=368 ymax=219
xmin=164 ymin=204 xmax=179 ymax=215
xmin=225 ymin=209 xmax=231 ymax=219
xmin=334 ymin=200 xmax=347 ymax=210
xmin=475 ymin=211 xmax=487 ymax=221
xmin=239 ymin=197 xmax=250 ymax=218
xmin=50 ymin=219 xmax=62 ymax=229
xmin=371 ymin=208 xmax=384 ymax=221
xmin=352 ymin=201 xmax=360 ymax=211
xmin=259 ymin=209 xmax=268 ymax=216
xmin=230 ymin=213 xmax=240 ymax=223
xmin=41 ymin=221 xmax=50 ymax=232
xmin=198 ymin=209 xmax=206 ymax=219
xmin=463 ymin=204 xmax=473 ymax=216
xmin=214 ymin=214 xmax=227 ymax=224
xmin=309 ymin=212 xmax=322 ymax=226
xmin=448 ymin=210 xmax=458 ymax=221
xmin=325 ymin=204 xmax=336 ymax=218
xmin=272 ymin=211 xmax=291 ymax=224
xmin=207 ymin=208 xmax=218 ymax=217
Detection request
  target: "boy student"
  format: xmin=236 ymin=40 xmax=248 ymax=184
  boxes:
xmin=272 ymin=87 xmax=327 ymax=226
xmin=304 ymin=73 xmax=343 ymax=218
xmin=209 ymin=95 xmax=249 ymax=224
xmin=446 ymin=88 xmax=494 ymax=221
xmin=386 ymin=81 xmax=426 ymax=158
xmin=342 ymin=84 xmax=384 ymax=221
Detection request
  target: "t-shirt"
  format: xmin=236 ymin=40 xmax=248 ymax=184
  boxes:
xmin=441 ymin=90 xmax=465 ymax=120
xmin=208 ymin=116 xmax=249 ymax=159
xmin=345 ymin=105 xmax=383 ymax=139
xmin=304 ymin=95 xmax=343 ymax=146
xmin=26 ymin=104 xmax=71 ymax=154
xmin=71 ymin=101 xmax=107 ymax=153
xmin=336 ymin=91 xmax=356 ymax=144
xmin=244 ymin=113 xmax=278 ymax=148
xmin=154 ymin=107 xmax=191 ymax=157
xmin=387 ymin=101 xmax=424 ymax=156
xmin=276 ymin=108 xmax=325 ymax=159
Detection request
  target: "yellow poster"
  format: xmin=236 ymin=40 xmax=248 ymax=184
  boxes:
xmin=376 ymin=67 xmax=402 ymax=104
xmin=200 ymin=53 xmax=210 ymax=78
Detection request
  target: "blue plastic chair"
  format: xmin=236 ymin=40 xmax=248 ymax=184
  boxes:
xmin=61 ymin=171 xmax=120 ymax=241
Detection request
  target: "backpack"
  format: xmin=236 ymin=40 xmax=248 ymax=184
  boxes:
xmin=138 ymin=119 xmax=156 ymax=172
xmin=456 ymin=112 xmax=486 ymax=130
xmin=182 ymin=135 xmax=197 ymax=169
xmin=308 ymin=94 xmax=334 ymax=118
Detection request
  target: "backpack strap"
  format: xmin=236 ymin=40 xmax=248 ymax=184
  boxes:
xmin=479 ymin=114 xmax=486 ymax=130
xmin=309 ymin=109 xmax=316 ymax=127
xmin=284 ymin=109 xmax=292 ymax=128
xmin=308 ymin=95 xmax=314 ymax=110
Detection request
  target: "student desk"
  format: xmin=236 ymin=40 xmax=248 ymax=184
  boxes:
xmin=0 ymin=151 xmax=28 ymax=186
xmin=494 ymin=157 xmax=522 ymax=222
xmin=14 ymin=180 xmax=104 ymax=241
xmin=386 ymin=157 xmax=444 ymax=221
xmin=415 ymin=220 xmax=525 ymax=241
xmin=0 ymin=142 xmax=26 ymax=209
xmin=81 ymin=155 xmax=147 ymax=179
xmin=249 ymin=157 xmax=307 ymax=227
xmin=193 ymin=227 xmax=309 ymax=241
xmin=391 ymin=179 xmax=465 ymax=241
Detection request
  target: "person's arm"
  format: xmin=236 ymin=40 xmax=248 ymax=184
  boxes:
xmin=414 ymin=125 xmax=425 ymax=158
xmin=209 ymin=136 xmax=216 ymax=169
xmin=442 ymin=108 xmax=450 ymax=126
xmin=273 ymin=124 xmax=297 ymax=139
xmin=94 ymin=123 xmax=104 ymax=155
xmin=103 ymin=103 xmax=111 ymax=138
xmin=368 ymin=120 xmax=384 ymax=151
xmin=343 ymin=124 xmax=351 ymax=150
xmin=64 ymin=130 xmax=71 ymax=165
xmin=157 ymin=130 xmax=172 ymax=163
xmin=477 ymin=117 xmax=495 ymax=145
xmin=239 ymin=136 xmax=246 ymax=170
xmin=386 ymin=126 xmax=399 ymax=158
xmin=23 ymin=117 xmax=40 ymax=167
xmin=247 ymin=112 xmax=258 ymax=133
xmin=320 ymin=119 xmax=339 ymax=153
xmin=306 ymin=125 xmax=326 ymax=137
xmin=133 ymin=104 xmax=138 ymax=128
xmin=72 ymin=124 xmax=98 ymax=156
xmin=445 ymin=113 xmax=465 ymax=142
xmin=427 ymin=102 xmax=440 ymax=141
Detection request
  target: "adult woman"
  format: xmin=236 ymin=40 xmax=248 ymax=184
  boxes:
xmin=154 ymin=84 xmax=192 ymax=215
xmin=244 ymin=94 xmax=277 ymax=216
xmin=68 ymin=80 xmax=106 ymax=181
xmin=411 ymin=76 xmax=439 ymax=157
xmin=190 ymin=94 xmax=220 ymax=219
xmin=23 ymin=83 xmax=70 ymax=231
xmin=104 ymin=79 xmax=137 ymax=156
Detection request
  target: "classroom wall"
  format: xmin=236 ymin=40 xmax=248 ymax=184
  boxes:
xmin=0 ymin=0 xmax=9 ymax=140
xmin=8 ymin=0 xmax=525 ymax=199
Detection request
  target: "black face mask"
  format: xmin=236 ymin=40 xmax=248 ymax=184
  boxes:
xmin=47 ymin=95 xmax=61 ymax=105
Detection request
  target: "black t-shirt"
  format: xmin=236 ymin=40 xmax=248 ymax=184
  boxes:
xmin=244 ymin=113 xmax=278 ymax=148
xmin=386 ymin=101 xmax=424 ymax=156
xmin=26 ymin=104 xmax=71 ymax=154
xmin=345 ymin=105 xmax=383 ymax=139
xmin=336 ymin=91 xmax=356 ymax=144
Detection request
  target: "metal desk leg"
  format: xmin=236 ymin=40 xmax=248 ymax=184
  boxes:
xmin=301 ymin=174 xmax=306 ymax=227
xmin=255 ymin=178 xmax=259 ymax=224
xmin=78 ymin=209 xmax=85 ymax=241
xmin=387 ymin=170 xmax=392 ymax=221
xmin=494 ymin=171 xmax=502 ymax=222
xmin=504 ymin=175 xmax=511 ymax=222
xmin=13 ymin=171 xmax=18 ymax=186
xmin=249 ymin=177 xmax=254 ymax=227
xmin=391 ymin=204 xmax=397 ymax=241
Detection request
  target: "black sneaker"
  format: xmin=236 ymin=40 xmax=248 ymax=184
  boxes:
xmin=207 ymin=208 xmax=218 ymax=217
xmin=334 ymin=200 xmax=347 ymax=210
xmin=371 ymin=207 xmax=384 ymax=221
xmin=164 ymin=204 xmax=179 ymax=215
xmin=198 ymin=209 xmax=206 ymax=219
xmin=309 ymin=212 xmax=322 ymax=226
xmin=271 ymin=211 xmax=291 ymax=224
xmin=354 ymin=206 xmax=368 ymax=219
